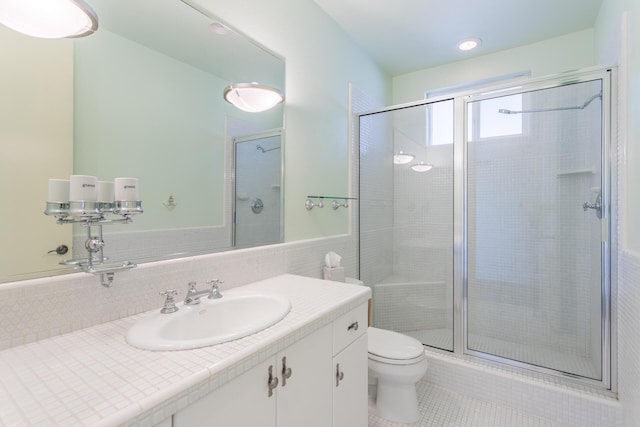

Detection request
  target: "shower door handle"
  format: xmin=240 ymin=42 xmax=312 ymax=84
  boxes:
xmin=583 ymin=193 xmax=602 ymax=219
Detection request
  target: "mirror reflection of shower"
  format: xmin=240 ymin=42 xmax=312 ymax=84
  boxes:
xmin=256 ymin=143 xmax=280 ymax=153
xmin=233 ymin=130 xmax=283 ymax=249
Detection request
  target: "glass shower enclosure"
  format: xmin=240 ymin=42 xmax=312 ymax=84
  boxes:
xmin=358 ymin=67 xmax=614 ymax=387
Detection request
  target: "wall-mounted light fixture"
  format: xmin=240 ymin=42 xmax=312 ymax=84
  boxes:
xmin=223 ymin=82 xmax=284 ymax=113
xmin=0 ymin=0 xmax=98 ymax=39
xmin=393 ymin=151 xmax=415 ymax=165
xmin=411 ymin=161 xmax=433 ymax=172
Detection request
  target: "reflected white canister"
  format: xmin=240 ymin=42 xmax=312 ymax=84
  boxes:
xmin=47 ymin=179 xmax=70 ymax=203
xmin=97 ymin=181 xmax=115 ymax=203
xmin=114 ymin=177 xmax=139 ymax=201
xmin=69 ymin=175 xmax=98 ymax=202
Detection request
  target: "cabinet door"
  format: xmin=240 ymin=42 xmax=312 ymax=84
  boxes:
xmin=173 ymin=358 xmax=276 ymax=427
xmin=277 ymin=324 xmax=332 ymax=427
xmin=333 ymin=333 xmax=368 ymax=427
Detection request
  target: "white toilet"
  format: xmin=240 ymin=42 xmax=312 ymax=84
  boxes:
xmin=368 ymin=326 xmax=428 ymax=424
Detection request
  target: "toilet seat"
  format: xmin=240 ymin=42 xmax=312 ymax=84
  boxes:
xmin=368 ymin=327 xmax=425 ymax=365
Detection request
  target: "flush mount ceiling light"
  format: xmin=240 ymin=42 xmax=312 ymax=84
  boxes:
xmin=0 ymin=0 xmax=98 ymax=39
xmin=457 ymin=38 xmax=481 ymax=51
xmin=393 ymin=151 xmax=415 ymax=164
xmin=223 ymin=83 xmax=284 ymax=113
xmin=411 ymin=161 xmax=433 ymax=172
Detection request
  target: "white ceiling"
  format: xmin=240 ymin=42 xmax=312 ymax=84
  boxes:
xmin=313 ymin=0 xmax=603 ymax=76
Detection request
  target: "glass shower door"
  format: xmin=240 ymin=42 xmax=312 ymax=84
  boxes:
xmin=359 ymin=99 xmax=455 ymax=351
xmin=465 ymin=79 xmax=606 ymax=380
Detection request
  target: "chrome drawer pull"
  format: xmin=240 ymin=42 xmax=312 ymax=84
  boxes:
xmin=267 ymin=365 xmax=279 ymax=397
xmin=347 ymin=321 xmax=359 ymax=331
xmin=336 ymin=363 xmax=345 ymax=387
xmin=281 ymin=356 xmax=293 ymax=386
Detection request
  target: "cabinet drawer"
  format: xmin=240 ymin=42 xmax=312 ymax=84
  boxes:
xmin=333 ymin=303 xmax=367 ymax=355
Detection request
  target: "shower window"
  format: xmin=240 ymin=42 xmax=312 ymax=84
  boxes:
xmin=426 ymin=102 xmax=453 ymax=146
xmin=467 ymin=93 xmax=524 ymax=140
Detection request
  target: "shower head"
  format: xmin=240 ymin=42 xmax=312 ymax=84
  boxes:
xmin=498 ymin=109 xmax=514 ymax=114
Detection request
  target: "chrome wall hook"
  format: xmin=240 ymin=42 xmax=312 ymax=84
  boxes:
xmin=305 ymin=197 xmax=324 ymax=210
xmin=331 ymin=200 xmax=348 ymax=210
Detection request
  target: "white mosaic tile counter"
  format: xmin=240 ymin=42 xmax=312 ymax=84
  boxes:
xmin=0 ymin=274 xmax=370 ymax=427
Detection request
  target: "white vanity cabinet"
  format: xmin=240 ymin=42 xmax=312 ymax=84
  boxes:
xmin=173 ymin=303 xmax=368 ymax=427
xmin=332 ymin=304 xmax=369 ymax=427
xmin=173 ymin=324 xmax=332 ymax=427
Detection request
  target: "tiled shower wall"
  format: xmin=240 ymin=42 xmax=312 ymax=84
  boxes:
xmin=618 ymin=249 xmax=640 ymax=426
xmin=353 ymin=85 xmax=391 ymax=288
xmin=0 ymin=235 xmax=356 ymax=351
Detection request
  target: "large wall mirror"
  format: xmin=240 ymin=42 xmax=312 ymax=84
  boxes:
xmin=0 ymin=0 xmax=285 ymax=283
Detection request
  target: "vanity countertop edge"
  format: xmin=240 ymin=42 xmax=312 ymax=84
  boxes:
xmin=0 ymin=274 xmax=370 ymax=427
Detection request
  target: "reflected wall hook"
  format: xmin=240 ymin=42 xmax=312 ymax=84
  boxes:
xmin=305 ymin=198 xmax=324 ymax=210
xmin=48 ymin=244 xmax=69 ymax=255
xmin=163 ymin=195 xmax=177 ymax=211
xmin=332 ymin=200 xmax=348 ymax=210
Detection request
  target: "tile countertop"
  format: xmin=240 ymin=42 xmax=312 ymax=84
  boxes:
xmin=0 ymin=274 xmax=370 ymax=427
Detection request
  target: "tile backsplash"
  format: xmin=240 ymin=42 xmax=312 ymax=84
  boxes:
xmin=0 ymin=235 xmax=356 ymax=351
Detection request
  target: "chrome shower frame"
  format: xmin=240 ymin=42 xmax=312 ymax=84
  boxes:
xmin=357 ymin=65 xmax=617 ymax=391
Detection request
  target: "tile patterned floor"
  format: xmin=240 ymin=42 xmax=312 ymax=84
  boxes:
xmin=368 ymin=380 xmax=560 ymax=427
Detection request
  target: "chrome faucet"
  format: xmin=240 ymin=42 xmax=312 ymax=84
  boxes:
xmin=184 ymin=280 xmax=223 ymax=305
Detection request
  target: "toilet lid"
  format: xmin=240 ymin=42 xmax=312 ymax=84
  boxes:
xmin=368 ymin=327 xmax=424 ymax=361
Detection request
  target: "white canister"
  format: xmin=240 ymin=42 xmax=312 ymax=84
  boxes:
xmin=114 ymin=177 xmax=140 ymax=201
xmin=69 ymin=175 xmax=98 ymax=202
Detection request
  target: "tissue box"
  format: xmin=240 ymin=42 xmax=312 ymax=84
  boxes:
xmin=323 ymin=266 xmax=345 ymax=282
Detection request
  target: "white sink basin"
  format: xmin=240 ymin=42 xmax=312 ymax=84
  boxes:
xmin=126 ymin=292 xmax=291 ymax=351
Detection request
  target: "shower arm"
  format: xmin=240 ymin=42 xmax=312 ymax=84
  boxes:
xmin=498 ymin=92 xmax=602 ymax=115
xmin=256 ymin=144 xmax=281 ymax=153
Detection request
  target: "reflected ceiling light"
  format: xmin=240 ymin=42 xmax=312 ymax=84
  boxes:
xmin=223 ymin=83 xmax=284 ymax=113
xmin=209 ymin=21 xmax=230 ymax=35
xmin=411 ymin=161 xmax=433 ymax=172
xmin=0 ymin=0 xmax=98 ymax=39
xmin=457 ymin=38 xmax=481 ymax=51
xmin=393 ymin=151 xmax=415 ymax=164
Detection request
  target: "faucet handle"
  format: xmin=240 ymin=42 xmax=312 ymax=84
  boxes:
xmin=206 ymin=279 xmax=224 ymax=299
xmin=187 ymin=281 xmax=198 ymax=293
xmin=159 ymin=289 xmax=179 ymax=314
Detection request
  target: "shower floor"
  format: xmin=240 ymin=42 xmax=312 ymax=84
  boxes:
xmin=367 ymin=379 xmax=559 ymax=427
xmin=403 ymin=328 xmax=600 ymax=380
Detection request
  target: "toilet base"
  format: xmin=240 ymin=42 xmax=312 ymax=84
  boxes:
xmin=373 ymin=379 xmax=420 ymax=423
xmin=368 ymin=355 xmax=427 ymax=424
